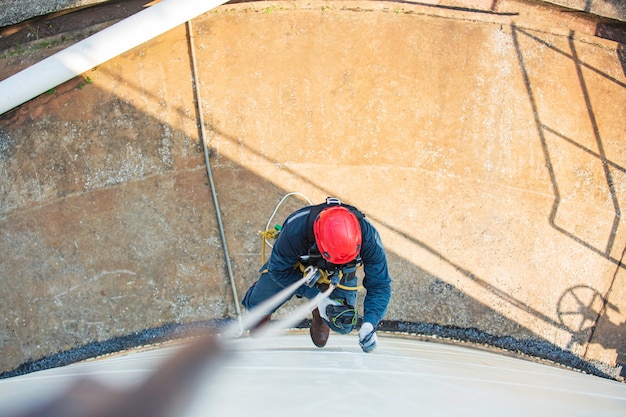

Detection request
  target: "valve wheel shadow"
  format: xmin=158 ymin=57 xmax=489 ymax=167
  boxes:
xmin=557 ymin=285 xmax=623 ymax=358
xmin=558 ymin=285 xmax=607 ymax=349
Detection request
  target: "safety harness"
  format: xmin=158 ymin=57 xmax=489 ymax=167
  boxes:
xmin=260 ymin=197 xmax=365 ymax=291
xmin=259 ymin=197 xmax=363 ymax=333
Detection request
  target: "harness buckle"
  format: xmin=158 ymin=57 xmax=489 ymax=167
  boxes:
xmin=325 ymin=197 xmax=342 ymax=206
xmin=303 ymin=265 xmax=322 ymax=287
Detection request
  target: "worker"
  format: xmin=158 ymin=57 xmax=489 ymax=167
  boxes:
xmin=242 ymin=197 xmax=391 ymax=352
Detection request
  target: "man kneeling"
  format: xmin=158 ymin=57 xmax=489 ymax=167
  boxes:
xmin=242 ymin=198 xmax=391 ymax=352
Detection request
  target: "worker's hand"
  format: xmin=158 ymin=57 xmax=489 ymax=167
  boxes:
xmin=317 ymin=297 xmax=341 ymax=322
xmin=358 ymin=322 xmax=377 ymax=353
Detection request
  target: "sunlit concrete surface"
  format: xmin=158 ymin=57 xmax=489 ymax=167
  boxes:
xmin=0 ymin=0 xmax=625 ymax=380
xmin=0 ymin=334 xmax=625 ymax=417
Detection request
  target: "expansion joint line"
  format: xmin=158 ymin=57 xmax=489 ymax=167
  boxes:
xmin=585 ymin=244 xmax=626 ymax=359
xmin=186 ymin=19 xmax=243 ymax=327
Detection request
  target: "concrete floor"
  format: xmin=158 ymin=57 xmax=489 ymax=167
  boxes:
xmin=0 ymin=0 xmax=625 ymax=379
xmin=2 ymin=334 xmax=626 ymax=417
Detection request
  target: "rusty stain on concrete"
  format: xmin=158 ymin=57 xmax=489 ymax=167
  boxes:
xmin=0 ymin=0 xmax=625 ymax=379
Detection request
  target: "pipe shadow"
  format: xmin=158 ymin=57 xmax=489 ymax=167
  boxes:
xmin=619 ymin=43 xmax=626 ymax=77
xmin=585 ymin=0 xmax=626 ymax=21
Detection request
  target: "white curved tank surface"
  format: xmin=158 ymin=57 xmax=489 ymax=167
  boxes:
xmin=0 ymin=334 xmax=625 ymax=417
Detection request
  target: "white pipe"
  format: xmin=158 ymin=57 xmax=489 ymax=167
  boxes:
xmin=0 ymin=0 xmax=229 ymax=116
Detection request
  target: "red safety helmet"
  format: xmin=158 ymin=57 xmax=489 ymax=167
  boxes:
xmin=313 ymin=206 xmax=362 ymax=264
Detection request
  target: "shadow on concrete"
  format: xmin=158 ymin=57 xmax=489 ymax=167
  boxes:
xmin=586 ymin=0 xmax=626 ymax=17
xmin=555 ymin=282 xmax=626 ymax=377
xmin=618 ymin=43 xmax=626 ymax=77
xmin=0 ymin=53 xmax=620 ymax=379
xmin=511 ymin=25 xmax=625 ymax=268
xmin=376 ymin=0 xmax=519 ymax=15
xmin=594 ymin=20 xmax=626 ymax=45
xmin=511 ymin=23 xmax=625 ymax=374
xmin=1 ymin=1 xmax=624 ymax=383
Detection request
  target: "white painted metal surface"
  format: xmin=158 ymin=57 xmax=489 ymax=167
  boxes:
xmin=0 ymin=0 xmax=229 ymax=115
xmin=1 ymin=334 xmax=625 ymax=416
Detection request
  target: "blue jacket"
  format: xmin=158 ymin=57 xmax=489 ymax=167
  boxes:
xmin=265 ymin=204 xmax=391 ymax=327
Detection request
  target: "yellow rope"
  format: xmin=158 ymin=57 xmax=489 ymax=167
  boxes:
xmin=259 ymin=227 xmax=281 ymax=264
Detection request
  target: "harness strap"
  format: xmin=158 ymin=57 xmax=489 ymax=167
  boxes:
xmin=295 ymin=262 xmax=364 ymax=291
xmin=259 ymin=198 xmax=365 ymax=291
xmin=259 ymin=263 xmax=364 ymax=291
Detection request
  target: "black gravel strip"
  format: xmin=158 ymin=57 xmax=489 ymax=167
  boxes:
xmin=2 ymin=318 xmax=622 ymax=382
xmin=0 ymin=319 xmax=230 ymax=380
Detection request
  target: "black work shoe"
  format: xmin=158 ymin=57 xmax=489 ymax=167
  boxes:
xmin=249 ymin=314 xmax=271 ymax=338
xmin=310 ymin=308 xmax=330 ymax=347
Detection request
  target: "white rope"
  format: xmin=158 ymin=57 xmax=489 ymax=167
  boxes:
xmin=221 ymin=275 xmax=333 ymax=339
xmin=261 ymin=285 xmax=334 ymax=338
xmin=264 ymin=192 xmax=313 ymax=249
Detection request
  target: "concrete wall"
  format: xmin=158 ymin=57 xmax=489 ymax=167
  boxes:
xmin=0 ymin=0 xmax=625 ymax=379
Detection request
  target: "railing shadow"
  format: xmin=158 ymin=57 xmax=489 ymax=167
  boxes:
xmin=511 ymin=23 xmax=625 ymax=368
xmin=511 ymin=24 xmax=625 ymax=267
